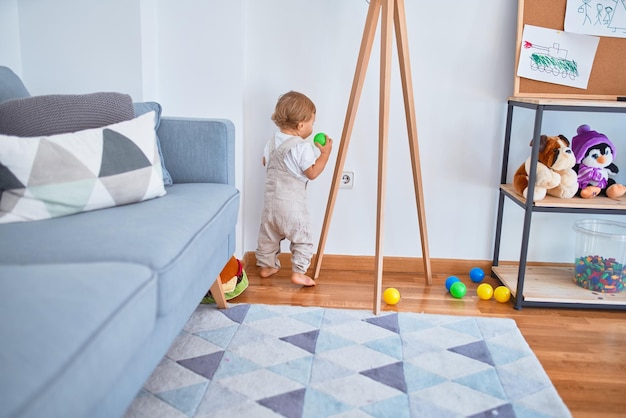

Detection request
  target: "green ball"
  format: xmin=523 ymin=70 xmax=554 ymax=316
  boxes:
xmin=314 ymin=132 xmax=326 ymax=146
xmin=450 ymin=281 xmax=467 ymax=298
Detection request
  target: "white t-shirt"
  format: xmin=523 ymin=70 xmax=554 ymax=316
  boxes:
xmin=264 ymin=131 xmax=319 ymax=182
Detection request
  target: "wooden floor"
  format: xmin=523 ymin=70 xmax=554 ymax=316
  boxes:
xmin=234 ymin=255 xmax=626 ymax=418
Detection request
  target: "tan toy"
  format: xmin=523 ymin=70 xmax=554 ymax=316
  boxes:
xmin=513 ymin=134 xmax=578 ymax=201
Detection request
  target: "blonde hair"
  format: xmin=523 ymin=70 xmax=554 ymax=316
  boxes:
xmin=271 ymin=91 xmax=316 ymax=130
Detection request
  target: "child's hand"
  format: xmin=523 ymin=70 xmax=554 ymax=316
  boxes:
xmin=315 ymin=136 xmax=333 ymax=155
xmin=305 ymin=136 xmax=333 ymax=180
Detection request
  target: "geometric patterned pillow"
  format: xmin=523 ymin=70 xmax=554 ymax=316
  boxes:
xmin=0 ymin=111 xmax=166 ymax=223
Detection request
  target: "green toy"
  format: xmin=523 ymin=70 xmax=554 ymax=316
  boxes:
xmin=314 ymin=132 xmax=327 ymax=146
xmin=450 ymin=281 xmax=467 ymax=299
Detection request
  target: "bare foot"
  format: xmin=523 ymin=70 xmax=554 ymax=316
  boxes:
xmin=606 ymin=184 xmax=626 ymax=199
xmin=580 ymin=186 xmax=601 ymax=199
xmin=259 ymin=267 xmax=279 ymax=278
xmin=291 ymin=273 xmax=316 ymax=286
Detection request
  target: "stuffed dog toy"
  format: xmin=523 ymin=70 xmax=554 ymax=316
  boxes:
xmin=513 ymin=134 xmax=578 ymax=201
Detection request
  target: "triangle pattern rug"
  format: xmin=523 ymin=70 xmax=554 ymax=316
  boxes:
xmin=124 ymin=304 xmax=571 ymax=418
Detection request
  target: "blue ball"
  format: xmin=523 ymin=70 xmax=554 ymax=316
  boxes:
xmin=445 ymin=276 xmax=460 ymax=291
xmin=469 ymin=267 xmax=485 ymax=283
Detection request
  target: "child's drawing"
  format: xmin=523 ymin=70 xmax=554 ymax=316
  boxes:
xmin=565 ymin=0 xmax=626 ymax=38
xmin=523 ymin=41 xmax=579 ymax=80
xmin=517 ymin=25 xmax=600 ymax=89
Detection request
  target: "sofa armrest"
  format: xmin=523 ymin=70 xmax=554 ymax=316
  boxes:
xmin=157 ymin=117 xmax=235 ymax=185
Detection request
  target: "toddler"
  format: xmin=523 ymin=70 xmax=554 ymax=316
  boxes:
xmin=255 ymin=91 xmax=333 ymax=286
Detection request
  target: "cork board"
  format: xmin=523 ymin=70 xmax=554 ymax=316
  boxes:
xmin=514 ymin=0 xmax=626 ymax=100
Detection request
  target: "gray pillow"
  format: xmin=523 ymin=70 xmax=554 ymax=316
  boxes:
xmin=0 ymin=92 xmax=134 ymax=137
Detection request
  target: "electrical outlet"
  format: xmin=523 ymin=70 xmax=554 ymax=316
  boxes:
xmin=340 ymin=171 xmax=354 ymax=189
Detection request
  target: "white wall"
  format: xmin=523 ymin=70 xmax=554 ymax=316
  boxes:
xmin=0 ymin=0 xmax=22 ymax=72
xmin=243 ymin=0 xmax=625 ymax=264
xmin=15 ymin=0 xmax=144 ymax=98
xmin=152 ymin=0 xmax=245 ymax=255
xmin=4 ymin=0 xmax=625 ymax=265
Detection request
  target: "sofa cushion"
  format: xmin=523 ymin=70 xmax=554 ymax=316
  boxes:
xmin=0 ymin=183 xmax=240 ymax=316
xmin=0 ymin=66 xmax=30 ymax=103
xmin=0 ymin=111 xmax=167 ymax=223
xmin=0 ymin=92 xmax=134 ymax=137
xmin=133 ymin=102 xmax=173 ymax=186
xmin=0 ymin=262 xmax=157 ymax=418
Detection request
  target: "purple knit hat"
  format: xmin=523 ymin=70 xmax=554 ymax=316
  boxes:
xmin=571 ymin=124 xmax=616 ymax=164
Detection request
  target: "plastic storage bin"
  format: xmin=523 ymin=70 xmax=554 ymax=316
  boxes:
xmin=573 ymin=219 xmax=626 ymax=293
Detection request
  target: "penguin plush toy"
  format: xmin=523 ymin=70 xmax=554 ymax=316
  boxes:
xmin=571 ymin=124 xmax=626 ymax=199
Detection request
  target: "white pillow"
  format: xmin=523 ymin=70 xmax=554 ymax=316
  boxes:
xmin=0 ymin=111 xmax=166 ymax=223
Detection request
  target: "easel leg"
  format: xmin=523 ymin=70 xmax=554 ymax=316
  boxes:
xmin=394 ymin=0 xmax=432 ymax=285
xmin=314 ymin=0 xmax=432 ymax=314
xmin=313 ymin=0 xmax=382 ymax=279
xmin=373 ymin=0 xmax=395 ymax=314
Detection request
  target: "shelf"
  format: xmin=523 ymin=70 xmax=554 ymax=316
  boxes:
xmin=493 ymin=98 xmax=626 ymax=309
xmin=493 ymin=265 xmax=626 ymax=307
xmin=500 ymin=184 xmax=626 ymax=212
xmin=509 ymin=96 xmax=626 ymax=109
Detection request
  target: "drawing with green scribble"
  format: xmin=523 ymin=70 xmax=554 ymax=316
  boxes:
xmin=523 ymin=40 xmax=579 ymax=80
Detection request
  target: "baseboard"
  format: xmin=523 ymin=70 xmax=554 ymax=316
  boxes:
xmin=243 ymin=252 xmax=495 ymax=276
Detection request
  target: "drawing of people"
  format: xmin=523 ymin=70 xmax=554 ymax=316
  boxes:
xmin=608 ymin=0 xmax=626 ymax=32
xmin=604 ymin=6 xmax=614 ymax=25
xmin=578 ymin=0 xmax=593 ymax=24
xmin=595 ymin=3 xmax=604 ymax=24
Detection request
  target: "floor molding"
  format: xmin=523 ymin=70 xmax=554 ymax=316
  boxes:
xmin=244 ymin=252 xmax=494 ymax=276
xmin=243 ymin=252 xmax=572 ymax=277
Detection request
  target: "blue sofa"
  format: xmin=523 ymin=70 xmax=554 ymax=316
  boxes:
xmin=0 ymin=67 xmax=240 ymax=418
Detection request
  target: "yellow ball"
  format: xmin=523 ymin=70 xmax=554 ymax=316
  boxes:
xmin=476 ymin=283 xmax=494 ymax=300
xmin=383 ymin=287 xmax=401 ymax=305
xmin=493 ymin=286 xmax=511 ymax=303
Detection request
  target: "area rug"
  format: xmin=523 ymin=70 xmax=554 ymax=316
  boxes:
xmin=123 ymin=304 xmax=571 ymax=418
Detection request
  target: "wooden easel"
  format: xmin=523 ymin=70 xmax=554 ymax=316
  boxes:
xmin=312 ymin=0 xmax=432 ymax=314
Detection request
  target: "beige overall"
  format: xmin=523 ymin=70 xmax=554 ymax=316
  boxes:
xmin=256 ymin=137 xmax=313 ymax=274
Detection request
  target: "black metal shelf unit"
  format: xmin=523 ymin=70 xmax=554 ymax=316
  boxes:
xmin=492 ymin=97 xmax=626 ymax=310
